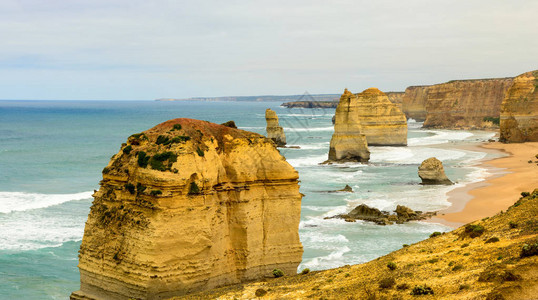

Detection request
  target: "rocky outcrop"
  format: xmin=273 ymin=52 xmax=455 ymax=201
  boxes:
xmin=265 ymin=109 xmax=286 ymax=147
xmin=328 ymin=204 xmax=436 ymax=225
xmin=500 ymin=70 xmax=538 ymax=143
xmin=327 ymin=89 xmax=370 ymax=163
xmin=353 ymin=88 xmax=407 ymax=146
xmin=386 ymin=92 xmax=405 ymax=111
xmin=402 ymin=78 xmax=514 ymax=128
xmin=70 ymin=119 xmax=303 ymax=299
xmin=418 ymin=157 xmax=453 ymax=185
xmin=220 ymin=120 xmax=237 ymax=128
xmin=281 ymin=101 xmax=338 ymax=108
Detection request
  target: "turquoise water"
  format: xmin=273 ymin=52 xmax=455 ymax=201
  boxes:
xmin=0 ymin=100 xmax=499 ymax=299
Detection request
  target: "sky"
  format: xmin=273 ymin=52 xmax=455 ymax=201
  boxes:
xmin=0 ymin=0 xmax=537 ymax=100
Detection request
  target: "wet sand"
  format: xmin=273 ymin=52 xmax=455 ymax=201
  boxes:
xmin=432 ymin=142 xmax=538 ymax=227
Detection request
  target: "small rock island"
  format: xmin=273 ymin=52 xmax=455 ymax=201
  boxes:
xmin=418 ymin=157 xmax=454 ymax=185
xmin=71 ymin=119 xmax=303 ymax=299
xmin=265 ymin=108 xmax=287 ymax=147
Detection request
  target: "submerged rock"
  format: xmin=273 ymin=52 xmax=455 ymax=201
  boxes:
xmin=327 ymin=89 xmax=370 ymax=163
xmin=265 ymin=108 xmax=286 ymax=147
xmin=500 ymin=70 xmax=538 ymax=143
xmin=418 ymin=157 xmax=454 ymax=185
xmin=71 ymin=118 xmax=303 ymax=299
xmin=328 ymin=204 xmax=436 ymax=225
xmin=338 ymin=185 xmax=353 ymax=192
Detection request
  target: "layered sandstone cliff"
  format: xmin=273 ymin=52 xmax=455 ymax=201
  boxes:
xmin=500 ymin=70 xmax=538 ymax=143
xmin=328 ymin=89 xmax=370 ymax=162
xmin=354 ymin=88 xmax=407 ymax=146
xmin=71 ymin=119 xmax=303 ymax=299
xmin=386 ymin=92 xmax=405 ymax=111
xmin=265 ymin=109 xmax=286 ymax=147
xmin=402 ymin=78 xmax=514 ymax=128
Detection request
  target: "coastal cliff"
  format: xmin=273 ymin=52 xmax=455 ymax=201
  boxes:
xmin=71 ymin=119 xmax=303 ymax=299
xmin=281 ymin=91 xmax=404 ymax=109
xmin=402 ymin=78 xmax=514 ymax=128
xmin=354 ymin=88 xmax=407 ymax=146
xmin=500 ymin=70 xmax=538 ymax=143
xmin=265 ymin=109 xmax=286 ymax=146
xmin=181 ymin=189 xmax=538 ymax=300
xmin=328 ymin=89 xmax=370 ymax=162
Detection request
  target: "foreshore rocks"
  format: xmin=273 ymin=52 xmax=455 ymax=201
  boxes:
xmin=265 ymin=108 xmax=286 ymax=147
xmin=71 ymin=118 xmax=303 ymax=299
xmin=353 ymin=88 xmax=407 ymax=146
xmin=327 ymin=89 xmax=370 ymax=163
xmin=500 ymin=70 xmax=538 ymax=143
xmin=418 ymin=157 xmax=453 ymax=185
xmin=327 ymin=204 xmax=436 ymax=225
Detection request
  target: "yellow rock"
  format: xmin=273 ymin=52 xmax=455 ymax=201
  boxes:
xmin=328 ymin=89 xmax=370 ymax=162
xmin=354 ymin=88 xmax=407 ymax=146
xmin=70 ymin=118 xmax=303 ymax=299
xmin=265 ymin=108 xmax=286 ymax=147
xmin=500 ymin=70 xmax=538 ymax=143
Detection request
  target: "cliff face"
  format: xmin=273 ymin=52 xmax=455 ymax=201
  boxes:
xmin=71 ymin=119 xmax=303 ymax=300
xmin=386 ymin=92 xmax=405 ymax=111
xmin=184 ymin=189 xmax=538 ymax=300
xmin=355 ymin=88 xmax=407 ymax=146
xmin=328 ymin=89 xmax=370 ymax=162
xmin=500 ymin=70 xmax=538 ymax=143
xmin=265 ymin=109 xmax=286 ymax=147
xmin=402 ymin=78 xmax=514 ymax=128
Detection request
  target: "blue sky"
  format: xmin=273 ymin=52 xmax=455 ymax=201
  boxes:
xmin=0 ymin=0 xmax=537 ymax=100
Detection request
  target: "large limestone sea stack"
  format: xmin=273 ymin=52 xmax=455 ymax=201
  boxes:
xmin=265 ymin=108 xmax=286 ymax=147
xmin=328 ymin=89 xmax=370 ymax=162
xmin=71 ymin=119 xmax=303 ymax=299
xmin=500 ymin=70 xmax=538 ymax=143
xmin=354 ymin=88 xmax=407 ymax=146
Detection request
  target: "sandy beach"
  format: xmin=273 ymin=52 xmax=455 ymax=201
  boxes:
xmin=432 ymin=141 xmax=538 ymax=227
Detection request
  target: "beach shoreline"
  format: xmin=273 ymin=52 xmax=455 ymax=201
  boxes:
xmin=432 ymin=141 xmax=538 ymax=227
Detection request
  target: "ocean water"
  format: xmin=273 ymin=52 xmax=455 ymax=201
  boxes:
xmin=0 ymin=100 xmax=500 ymax=299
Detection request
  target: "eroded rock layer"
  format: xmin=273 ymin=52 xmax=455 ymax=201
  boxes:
xmin=328 ymin=89 xmax=370 ymax=162
xmin=402 ymin=78 xmax=514 ymax=128
xmin=418 ymin=157 xmax=453 ymax=185
xmin=500 ymin=70 xmax=538 ymax=143
xmin=71 ymin=119 xmax=303 ymax=300
xmin=265 ymin=109 xmax=286 ymax=147
xmin=354 ymin=88 xmax=407 ymax=146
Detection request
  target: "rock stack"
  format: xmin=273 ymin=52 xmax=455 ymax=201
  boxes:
xmin=418 ymin=157 xmax=453 ymax=185
xmin=500 ymin=70 xmax=538 ymax=143
xmin=354 ymin=88 xmax=407 ymax=146
xmin=265 ymin=108 xmax=286 ymax=147
xmin=328 ymin=89 xmax=370 ymax=162
xmin=71 ymin=118 xmax=303 ymax=299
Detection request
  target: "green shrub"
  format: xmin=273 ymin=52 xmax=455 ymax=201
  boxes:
xmin=485 ymin=237 xmax=500 ymax=244
xmin=402 ymin=244 xmax=409 ymax=248
xmin=189 ymin=182 xmax=200 ymax=195
xmin=137 ymin=151 xmax=150 ymax=168
xmin=465 ymin=224 xmax=485 ymax=238
xmin=387 ymin=262 xmax=397 ymax=270
xmin=136 ymin=183 xmax=146 ymax=194
xmin=452 ymin=265 xmax=464 ymax=271
xmin=509 ymin=221 xmax=518 ymax=229
xmin=459 ymin=284 xmax=470 ymax=290
xmin=301 ymin=268 xmax=310 ymax=275
xmin=411 ymin=285 xmax=434 ymax=295
xmin=156 ymin=135 xmax=170 ymax=145
xmin=170 ymin=136 xmax=190 ymax=144
xmin=196 ymin=147 xmax=205 ymax=157
xmin=378 ymin=277 xmax=395 ymax=289
xmin=102 ymin=167 xmax=110 ymax=174
xmin=430 ymin=232 xmax=442 ymax=238
xmin=172 ymin=124 xmax=182 ymax=131
xmin=521 ymin=242 xmax=538 ymax=258
xmin=150 ymin=190 xmax=162 ymax=196
xmin=124 ymin=183 xmax=135 ymax=194
xmin=123 ymin=145 xmax=132 ymax=154
xmin=150 ymin=151 xmax=177 ymax=171
xmin=521 ymin=191 xmax=530 ymax=197
xmin=428 ymin=258 xmax=439 ymax=264
xmin=461 ymin=243 xmax=469 ymax=248
xmin=396 ymin=283 xmax=410 ymax=290
xmin=255 ymin=288 xmax=267 ymax=297
xmin=483 ymin=116 xmax=500 ymax=125
xmin=272 ymin=269 xmax=284 ymax=278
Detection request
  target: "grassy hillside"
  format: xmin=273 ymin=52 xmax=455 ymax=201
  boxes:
xmin=180 ymin=189 xmax=538 ymax=300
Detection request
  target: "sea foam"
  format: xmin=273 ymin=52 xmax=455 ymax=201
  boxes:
xmin=0 ymin=191 xmax=93 ymax=214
